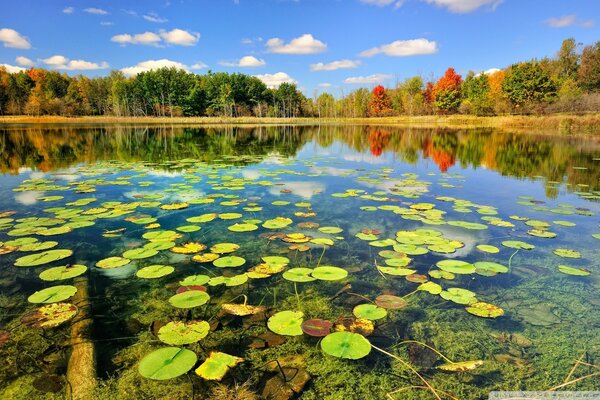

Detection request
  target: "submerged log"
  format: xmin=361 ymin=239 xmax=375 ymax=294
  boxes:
xmin=66 ymin=276 xmax=96 ymax=400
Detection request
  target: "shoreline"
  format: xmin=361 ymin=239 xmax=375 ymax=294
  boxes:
xmin=0 ymin=114 xmax=599 ymax=134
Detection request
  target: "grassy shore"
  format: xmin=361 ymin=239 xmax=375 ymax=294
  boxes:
xmin=0 ymin=113 xmax=599 ymax=134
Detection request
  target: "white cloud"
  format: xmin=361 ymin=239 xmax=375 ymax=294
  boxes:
xmin=254 ymin=72 xmax=296 ymax=88
xmin=266 ymin=34 xmax=327 ymax=54
xmin=359 ymin=0 xmax=404 ymax=8
xmin=160 ymin=28 xmax=199 ymax=46
xmin=424 ymin=0 xmax=502 ymax=13
xmin=310 ymin=59 xmax=361 ymax=71
xmin=143 ymin=13 xmax=168 ymax=23
xmin=360 ymin=38 xmax=438 ymax=57
xmin=318 ymin=83 xmax=332 ymax=88
xmin=84 ymin=7 xmax=108 ymax=15
xmin=100 ymin=22 xmax=114 ymax=26
xmin=0 ymin=63 xmax=25 ymax=73
xmin=63 ymin=6 xmax=74 ymax=14
xmin=344 ymin=74 xmax=392 ymax=84
xmin=16 ymin=56 xmax=34 ymax=66
xmin=111 ymin=32 xmax=162 ymax=46
xmin=545 ymin=15 xmax=576 ymax=28
xmin=480 ymin=68 xmax=501 ymax=76
xmin=42 ymin=55 xmax=109 ymax=70
xmin=221 ymin=56 xmax=266 ymax=67
xmin=0 ymin=28 xmax=31 ymax=49
xmin=121 ymin=59 xmax=189 ymax=76
xmin=581 ymin=20 xmax=595 ymax=28
xmin=191 ymin=62 xmax=208 ymax=69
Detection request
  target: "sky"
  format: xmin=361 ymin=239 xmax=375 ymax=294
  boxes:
xmin=0 ymin=0 xmax=599 ymax=95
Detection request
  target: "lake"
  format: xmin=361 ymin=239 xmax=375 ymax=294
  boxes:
xmin=0 ymin=125 xmax=599 ymax=400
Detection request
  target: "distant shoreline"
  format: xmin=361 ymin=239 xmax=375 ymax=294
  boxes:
xmin=0 ymin=114 xmax=598 ymax=135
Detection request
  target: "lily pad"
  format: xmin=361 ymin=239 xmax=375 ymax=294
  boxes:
xmin=39 ymin=264 xmax=87 ymax=281
xmin=221 ymin=303 xmax=266 ymax=316
xmin=158 ymin=321 xmax=210 ymax=345
xmin=228 ymin=223 xmax=258 ymax=232
xmin=418 ymin=281 xmax=443 ymax=294
xmin=502 ymin=240 xmax=535 ymax=250
xmin=311 ymin=266 xmax=348 ymax=281
xmin=282 ymin=268 xmax=316 ymax=282
xmin=168 ymin=290 xmax=210 ymax=309
xmin=22 ymin=303 xmax=78 ymax=329
xmin=210 ymin=243 xmax=240 ymax=254
xmin=438 ymin=360 xmax=484 ymax=372
xmin=14 ymin=249 xmax=73 ymax=267
xmin=321 ymin=332 xmax=371 ymax=360
xmin=136 ymin=265 xmax=175 ymax=279
xmin=474 ymin=261 xmax=508 ymax=275
xmin=557 ymin=265 xmax=590 ymax=276
xmin=195 ymin=352 xmax=244 ymax=381
xmin=138 ymin=347 xmax=197 ymax=380
xmin=436 ymin=260 xmax=476 ymax=274
xmin=353 ymin=304 xmax=387 ymax=320
xmin=440 ymin=288 xmax=477 ymax=305
xmin=28 ymin=285 xmax=77 ymax=304
xmin=553 ymin=248 xmax=581 ymax=259
xmin=96 ymin=256 xmax=130 ymax=269
xmin=263 ymin=217 xmax=293 ymax=229
xmin=476 ymin=244 xmax=499 ymax=254
xmin=465 ymin=302 xmax=504 ymax=318
xmin=123 ymin=248 xmax=158 ymax=260
xmin=171 ymin=242 xmax=206 ymax=254
xmin=192 ymin=253 xmax=219 ymax=263
xmin=301 ymin=319 xmax=333 ymax=337
xmin=213 ymin=256 xmax=245 ymax=268
xmin=374 ymin=295 xmax=408 ymax=309
xmin=267 ymin=310 xmax=304 ymax=336
xmin=179 ymin=275 xmax=211 ymax=286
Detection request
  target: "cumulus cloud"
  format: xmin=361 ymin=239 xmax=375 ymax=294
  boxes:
xmin=344 ymin=74 xmax=392 ymax=84
xmin=310 ymin=59 xmax=360 ymax=71
xmin=63 ymin=6 xmax=74 ymax=14
xmin=160 ymin=28 xmax=199 ymax=46
xmin=545 ymin=15 xmax=593 ymax=28
xmin=191 ymin=62 xmax=208 ymax=69
xmin=424 ymin=0 xmax=502 ymax=13
xmin=143 ymin=13 xmax=168 ymax=23
xmin=220 ymin=56 xmax=266 ymax=67
xmin=0 ymin=28 xmax=31 ymax=49
xmin=359 ymin=0 xmax=404 ymax=8
xmin=16 ymin=56 xmax=34 ymax=66
xmin=318 ymin=83 xmax=332 ymax=88
xmin=84 ymin=7 xmax=108 ymax=15
xmin=100 ymin=22 xmax=114 ymax=26
xmin=266 ymin=34 xmax=327 ymax=54
xmin=42 ymin=55 xmax=109 ymax=70
xmin=360 ymin=38 xmax=438 ymax=57
xmin=111 ymin=32 xmax=162 ymax=46
xmin=0 ymin=64 xmax=25 ymax=73
xmin=253 ymin=72 xmax=296 ymax=88
xmin=121 ymin=59 xmax=189 ymax=76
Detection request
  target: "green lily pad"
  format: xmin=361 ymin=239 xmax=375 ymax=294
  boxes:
xmin=123 ymin=248 xmax=158 ymax=260
xmin=440 ymin=288 xmax=477 ymax=305
xmin=186 ymin=213 xmax=218 ymax=223
xmin=223 ymin=274 xmax=249 ymax=287
xmin=447 ymin=221 xmax=488 ymax=230
xmin=476 ymin=244 xmax=499 ymax=254
xmin=28 ymin=285 xmax=77 ymax=304
xmin=14 ymin=249 xmax=73 ymax=267
xmin=429 ymin=270 xmax=455 ymax=280
xmin=557 ymin=265 xmax=590 ymax=276
xmin=18 ymin=241 xmax=58 ymax=252
xmin=527 ymin=229 xmax=557 ymax=238
xmin=321 ymin=332 xmax=371 ymax=360
xmin=213 ymin=256 xmax=245 ymax=268
xmin=138 ymin=347 xmax=198 ymax=380
xmin=353 ymin=304 xmax=387 ymax=320
xmin=169 ymin=290 xmax=210 ymax=309
xmin=137 ymin=265 xmax=175 ymax=279
xmin=158 ymin=321 xmax=210 ymax=345
xmin=553 ymin=248 xmax=581 ymax=259
xmin=262 ymin=217 xmax=293 ymax=229
xmin=144 ymin=241 xmax=175 ymax=251
xmin=39 ymin=264 xmax=87 ymax=281
xmin=96 ymin=256 xmax=130 ymax=269
xmin=418 ymin=281 xmax=442 ymax=294
xmin=142 ymin=230 xmax=180 ymax=242
xmin=474 ymin=261 xmax=508 ymax=275
xmin=384 ymin=257 xmax=412 ymax=267
xmin=22 ymin=303 xmax=78 ymax=329
xmin=176 ymin=225 xmax=201 ymax=233
xmin=502 ymin=240 xmax=535 ymax=250
xmin=312 ymin=266 xmax=348 ymax=281
xmin=319 ymin=226 xmax=343 ymax=234
xmin=369 ymin=239 xmax=397 ymax=248
xmin=179 ymin=275 xmax=211 ymax=286
xmin=195 ymin=352 xmax=244 ymax=381
xmin=210 ymin=243 xmax=240 ymax=254
xmin=268 ymin=310 xmax=304 ymax=336
xmin=262 ymin=256 xmax=290 ymax=265
xmin=228 ymin=223 xmax=258 ymax=232
xmin=310 ymin=238 xmax=335 ymax=246
xmin=282 ymin=268 xmax=316 ymax=282
xmin=436 ymin=260 xmax=476 ymax=274
xmin=377 ymin=267 xmax=416 ymax=276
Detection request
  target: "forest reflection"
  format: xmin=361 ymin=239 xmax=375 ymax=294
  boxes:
xmin=0 ymin=124 xmax=599 ymax=196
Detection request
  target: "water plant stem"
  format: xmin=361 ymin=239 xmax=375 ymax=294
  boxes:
xmin=394 ymin=340 xmax=454 ymax=364
xmin=316 ymin=246 xmax=326 ymax=268
xmin=507 ymin=249 xmax=519 ymax=274
xmin=294 ymin=282 xmax=300 ymax=309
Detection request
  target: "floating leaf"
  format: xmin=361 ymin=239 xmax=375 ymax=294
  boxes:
xmin=440 ymin=288 xmax=477 ymax=305
xmin=39 ymin=264 xmax=87 ymax=281
xmin=210 ymin=243 xmax=240 ymax=254
xmin=18 ymin=241 xmax=58 ymax=252
xmin=263 ymin=217 xmax=293 ymax=229
xmin=418 ymin=281 xmax=442 ymax=294
xmin=377 ymin=267 xmax=416 ymax=276
xmin=213 ymin=256 xmax=245 ymax=268
xmin=267 ymin=310 xmax=304 ymax=336
xmin=553 ymin=248 xmax=581 ymax=259
xmin=301 ymin=319 xmax=333 ymax=337
xmin=96 ymin=256 xmax=130 ymax=269
xmin=465 ymin=302 xmax=504 ymax=318
xmin=474 ymin=261 xmax=508 ymax=276
xmin=137 ymin=265 xmax=174 ymax=279
xmin=28 ymin=285 xmax=77 ymax=304
xmin=476 ymin=244 xmax=499 ymax=254
xmin=353 ymin=304 xmax=387 ymax=320
xmin=436 ymin=260 xmax=475 ymax=274
xmin=169 ymin=290 xmax=210 ymax=309
xmin=438 ymin=360 xmax=484 ymax=372
xmin=158 ymin=321 xmax=210 ymax=345
xmin=374 ymin=295 xmax=408 ymax=309
xmin=138 ymin=347 xmax=197 ymax=380
xmin=282 ymin=268 xmax=316 ymax=282
xmin=14 ymin=249 xmax=73 ymax=267
xmin=22 ymin=303 xmax=77 ymax=329
xmin=171 ymin=242 xmax=206 ymax=254
xmin=312 ymin=266 xmax=348 ymax=281
xmin=176 ymin=225 xmax=201 ymax=233
xmin=321 ymin=332 xmax=371 ymax=360
xmin=195 ymin=352 xmax=243 ymax=381
xmin=123 ymin=248 xmax=158 ymax=260
xmin=228 ymin=223 xmax=258 ymax=232
xmin=179 ymin=275 xmax=211 ymax=286
xmin=319 ymin=226 xmax=343 ymax=234
xmin=192 ymin=253 xmax=219 ymax=263
xmin=222 ymin=303 xmax=266 ymax=316
xmin=557 ymin=265 xmax=590 ymax=276
xmin=502 ymin=240 xmax=535 ymax=250
xmin=447 ymin=221 xmax=487 ymax=230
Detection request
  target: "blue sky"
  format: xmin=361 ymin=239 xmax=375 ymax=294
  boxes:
xmin=1 ymin=0 xmax=598 ymax=95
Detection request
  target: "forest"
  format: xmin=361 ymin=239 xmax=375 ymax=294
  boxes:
xmin=0 ymin=38 xmax=598 ymax=118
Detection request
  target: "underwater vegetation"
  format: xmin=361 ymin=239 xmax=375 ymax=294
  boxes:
xmin=0 ymin=125 xmax=599 ymax=399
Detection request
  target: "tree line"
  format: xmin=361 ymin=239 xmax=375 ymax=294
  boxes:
xmin=0 ymin=38 xmax=598 ymax=118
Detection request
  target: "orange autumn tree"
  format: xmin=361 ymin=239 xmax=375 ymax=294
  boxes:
xmin=369 ymin=85 xmax=392 ymax=116
xmin=433 ymin=67 xmax=462 ymax=113
xmin=368 ymin=128 xmax=391 ymax=156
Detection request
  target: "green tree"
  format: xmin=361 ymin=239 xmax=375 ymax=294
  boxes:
xmin=578 ymin=41 xmax=600 ymax=91
xmin=461 ymin=72 xmax=493 ymax=115
xmin=502 ymin=62 xmax=557 ymax=109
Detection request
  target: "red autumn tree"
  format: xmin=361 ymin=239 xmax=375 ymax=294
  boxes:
xmin=433 ymin=67 xmax=463 ymax=113
xmin=369 ymin=85 xmax=392 ymax=116
xmin=368 ymin=128 xmax=391 ymax=157
xmin=424 ymin=81 xmax=435 ymax=104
